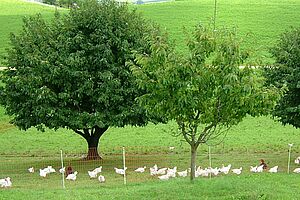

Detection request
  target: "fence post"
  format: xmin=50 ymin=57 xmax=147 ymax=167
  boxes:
xmin=60 ymin=150 xmax=65 ymax=189
xmin=122 ymin=146 xmax=127 ymax=185
xmin=208 ymin=145 xmax=212 ymax=179
xmin=288 ymin=143 xmax=293 ymax=174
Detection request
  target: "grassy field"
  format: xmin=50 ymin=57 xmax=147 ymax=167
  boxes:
xmin=136 ymin=0 xmax=300 ymax=62
xmin=0 ymin=0 xmax=64 ymax=65
xmin=1 ymin=0 xmax=300 ymax=199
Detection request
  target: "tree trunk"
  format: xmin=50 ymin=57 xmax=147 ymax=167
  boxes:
xmin=83 ymin=126 xmax=109 ymax=160
xmin=190 ymin=144 xmax=197 ymax=181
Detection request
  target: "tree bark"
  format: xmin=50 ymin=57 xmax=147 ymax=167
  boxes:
xmin=75 ymin=126 xmax=109 ymax=160
xmin=190 ymin=144 xmax=197 ymax=181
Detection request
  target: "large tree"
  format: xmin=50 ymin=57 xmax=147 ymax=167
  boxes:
xmin=264 ymin=27 xmax=300 ymax=127
xmin=130 ymin=24 xmax=283 ymax=180
xmin=0 ymin=0 xmax=155 ymax=159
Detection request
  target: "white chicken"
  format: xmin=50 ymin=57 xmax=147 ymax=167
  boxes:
xmin=220 ymin=164 xmax=231 ymax=174
xmin=59 ymin=167 xmax=65 ymax=174
xmin=135 ymin=166 xmax=146 ymax=173
xmin=28 ymin=167 xmax=34 ymax=173
xmin=250 ymin=166 xmax=258 ymax=173
xmin=150 ymin=164 xmax=158 ymax=176
xmin=93 ymin=166 xmax=102 ymax=174
xmin=114 ymin=167 xmax=127 ymax=175
xmin=232 ymin=167 xmax=242 ymax=175
xmin=0 ymin=177 xmax=12 ymax=188
xmin=39 ymin=169 xmax=47 ymax=178
xmin=66 ymin=171 xmax=78 ymax=181
xmin=98 ymin=175 xmax=105 ymax=183
xmin=268 ymin=166 xmax=278 ymax=173
xmin=295 ymin=157 xmax=300 ymax=164
xmin=177 ymin=170 xmax=188 ymax=177
xmin=293 ymin=168 xmax=300 ymax=173
xmin=158 ymin=174 xmax=169 ymax=180
xmin=88 ymin=170 xmax=98 ymax=178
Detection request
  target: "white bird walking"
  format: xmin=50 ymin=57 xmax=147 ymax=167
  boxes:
xmin=114 ymin=167 xmax=127 ymax=175
xmin=28 ymin=167 xmax=34 ymax=173
xmin=66 ymin=171 xmax=78 ymax=181
xmin=232 ymin=167 xmax=242 ymax=175
xmin=135 ymin=166 xmax=146 ymax=173
xmin=98 ymin=175 xmax=105 ymax=183
xmin=269 ymin=166 xmax=278 ymax=173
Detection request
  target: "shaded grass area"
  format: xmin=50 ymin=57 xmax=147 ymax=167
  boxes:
xmin=0 ymin=173 xmax=299 ymax=199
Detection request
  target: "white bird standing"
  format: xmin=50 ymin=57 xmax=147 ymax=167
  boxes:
xmin=93 ymin=166 xmax=102 ymax=174
xmin=135 ymin=166 xmax=146 ymax=173
xmin=88 ymin=170 xmax=98 ymax=178
xmin=66 ymin=171 xmax=78 ymax=181
xmin=59 ymin=167 xmax=65 ymax=174
xmin=114 ymin=167 xmax=127 ymax=175
xmin=28 ymin=167 xmax=34 ymax=173
xmin=250 ymin=166 xmax=258 ymax=173
xmin=220 ymin=164 xmax=231 ymax=174
xmin=268 ymin=166 xmax=278 ymax=173
xmin=232 ymin=167 xmax=242 ymax=175
xmin=39 ymin=169 xmax=47 ymax=178
xmin=98 ymin=175 xmax=105 ymax=183
xmin=150 ymin=164 xmax=158 ymax=176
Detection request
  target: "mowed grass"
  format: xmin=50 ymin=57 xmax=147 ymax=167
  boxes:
xmin=0 ymin=174 xmax=300 ymax=200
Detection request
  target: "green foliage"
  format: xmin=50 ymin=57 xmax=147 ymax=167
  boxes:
xmin=131 ymin=23 xmax=283 ymax=179
xmin=0 ymin=0 xmax=155 ymax=149
xmin=264 ymin=27 xmax=300 ymax=127
xmin=132 ymin=24 xmax=282 ymax=143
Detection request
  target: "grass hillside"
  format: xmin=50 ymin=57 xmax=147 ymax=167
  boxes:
xmin=137 ymin=0 xmax=300 ymax=62
xmin=0 ymin=0 xmax=64 ymax=65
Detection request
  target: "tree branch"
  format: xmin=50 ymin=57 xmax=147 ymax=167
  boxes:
xmin=74 ymin=129 xmax=89 ymax=140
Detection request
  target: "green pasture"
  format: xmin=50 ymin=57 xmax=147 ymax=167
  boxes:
xmin=1 ymin=0 xmax=300 ymax=199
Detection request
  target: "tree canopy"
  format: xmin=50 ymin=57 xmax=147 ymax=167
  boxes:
xmin=0 ymin=0 xmax=156 ymax=159
xmin=130 ymin=24 xmax=283 ymax=180
xmin=264 ymin=27 xmax=300 ymax=128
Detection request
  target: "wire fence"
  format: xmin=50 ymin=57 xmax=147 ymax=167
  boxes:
xmin=0 ymin=147 xmax=299 ymax=189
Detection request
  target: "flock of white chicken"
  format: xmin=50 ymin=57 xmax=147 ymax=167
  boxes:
xmin=2 ymin=156 xmax=300 ymax=188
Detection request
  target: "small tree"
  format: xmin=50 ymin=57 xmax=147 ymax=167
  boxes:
xmin=264 ymin=27 xmax=300 ymax=127
xmin=0 ymin=0 xmax=156 ymax=159
xmin=131 ymin=24 xmax=282 ymax=180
